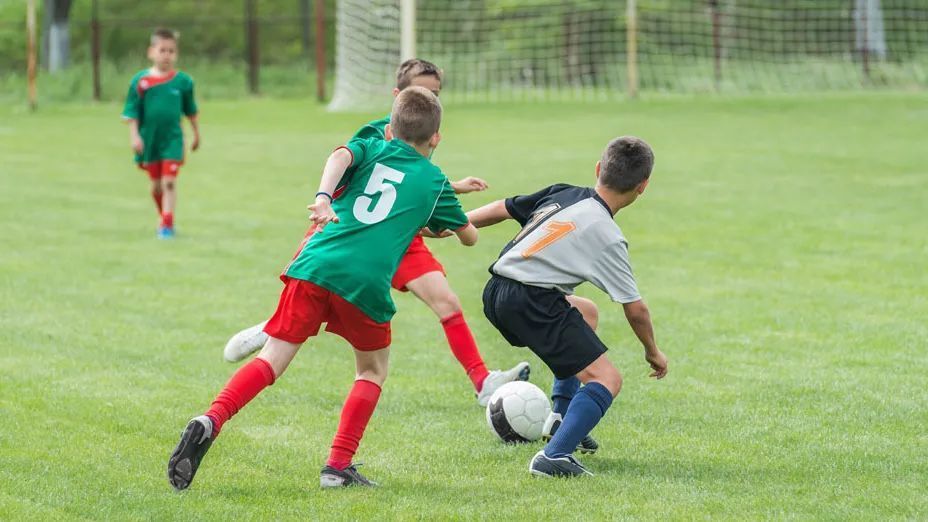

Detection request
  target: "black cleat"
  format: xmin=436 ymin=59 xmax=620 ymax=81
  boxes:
xmin=541 ymin=412 xmax=600 ymax=454
xmin=577 ymin=434 xmax=599 ymax=454
xmin=529 ymin=450 xmax=594 ymax=478
xmin=167 ymin=415 xmax=214 ymax=491
xmin=320 ymin=464 xmax=377 ymax=488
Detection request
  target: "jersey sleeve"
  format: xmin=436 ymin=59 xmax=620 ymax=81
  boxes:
xmin=426 ymin=179 xmax=469 ymax=233
xmin=121 ymin=76 xmax=141 ymax=120
xmin=334 ymin=137 xmax=373 ymax=189
xmin=343 ymin=138 xmax=371 ymax=173
xmin=504 ymin=183 xmax=573 ymax=226
xmin=349 ymin=115 xmax=389 ymax=142
xmin=182 ymin=76 xmax=198 ymax=117
xmin=588 ymin=239 xmax=641 ymax=303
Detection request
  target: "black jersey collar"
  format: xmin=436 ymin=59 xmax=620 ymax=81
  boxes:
xmin=591 ymin=190 xmax=616 ymax=216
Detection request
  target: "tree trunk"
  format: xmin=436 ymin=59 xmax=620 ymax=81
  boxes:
xmin=41 ymin=0 xmax=73 ymax=72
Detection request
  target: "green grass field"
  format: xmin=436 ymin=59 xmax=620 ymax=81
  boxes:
xmin=1 ymin=94 xmax=926 ymax=520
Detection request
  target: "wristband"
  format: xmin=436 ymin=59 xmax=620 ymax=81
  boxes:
xmin=315 ymin=191 xmax=333 ymax=202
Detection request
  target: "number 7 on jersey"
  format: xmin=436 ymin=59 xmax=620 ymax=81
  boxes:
xmin=521 ymin=221 xmax=576 ymax=258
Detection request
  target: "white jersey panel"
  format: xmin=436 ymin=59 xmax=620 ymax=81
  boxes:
xmin=492 ymin=197 xmax=639 ymax=302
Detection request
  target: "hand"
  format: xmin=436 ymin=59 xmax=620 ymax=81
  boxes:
xmin=452 ymin=176 xmax=489 ymax=194
xmin=131 ymin=135 xmax=144 ymax=154
xmin=307 ymin=196 xmax=339 ymax=229
xmin=645 ymin=349 xmax=668 ymax=379
xmin=419 ymin=227 xmax=453 ymax=238
xmin=191 ymin=133 xmax=200 ymax=152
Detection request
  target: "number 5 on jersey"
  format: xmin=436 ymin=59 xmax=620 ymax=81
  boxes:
xmin=353 ymin=163 xmax=406 ymax=224
xmin=522 ymin=221 xmax=576 ymax=258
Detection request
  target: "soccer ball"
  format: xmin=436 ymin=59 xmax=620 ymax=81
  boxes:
xmin=485 ymin=381 xmax=551 ymax=443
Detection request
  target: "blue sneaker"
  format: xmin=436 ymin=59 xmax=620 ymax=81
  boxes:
xmin=529 ymin=450 xmax=593 ymax=478
xmin=157 ymin=226 xmax=175 ymax=239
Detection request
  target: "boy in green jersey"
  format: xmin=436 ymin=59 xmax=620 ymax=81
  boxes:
xmin=168 ymin=86 xmax=478 ymax=490
xmin=121 ymin=28 xmax=200 ymax=239
xmin=223 ymin=59 xmax=532 ymax=406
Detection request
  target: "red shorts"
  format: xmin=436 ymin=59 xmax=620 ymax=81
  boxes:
xmin=264 ymin=277 xmax=391 ymax=351
xmin=391 ymin=235 xmax=445 ymax=292
xmin=291 ymin=229 xmax=444 ymax=292
xmin=139 ymin=160 xmax=182 ymax=181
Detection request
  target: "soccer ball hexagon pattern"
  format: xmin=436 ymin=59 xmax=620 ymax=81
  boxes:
xmin=485 ymin=381 xmax=551 ymax=443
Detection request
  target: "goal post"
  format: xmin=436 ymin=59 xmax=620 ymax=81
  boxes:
xmin=400 ymin=0 xmax=416 ymax=61
xmin=328 ymin=0 xmax=928 ymax=110
xmin=26 ymin=0 xmax=38 ymax=111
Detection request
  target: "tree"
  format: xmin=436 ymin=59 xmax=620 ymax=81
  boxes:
xmin=42 ymin=0 xmax=73 ymax=72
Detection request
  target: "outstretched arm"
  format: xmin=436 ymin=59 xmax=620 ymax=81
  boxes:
xmin=466 ymin=200 xmax=512 ymax=228
xmin=454 ymin=223 xmax=478 ymax=246
xmin=307 ymin=147 xmax=353 ymax=229
xmin=452 ymin=177 xmax=489 ymax=194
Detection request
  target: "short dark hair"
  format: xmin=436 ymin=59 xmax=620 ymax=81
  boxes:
xmin=151 ymin=28 xmax=178 ymax=46
xmin=390 ymin=86 xmax=442 ymax=145
xmin=396 ymin=59 xmax=443 ymax=90
xmin=599 ymin=136 xmax=654 ymax=193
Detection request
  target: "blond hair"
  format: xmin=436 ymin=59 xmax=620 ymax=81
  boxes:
xmin=390 ymin=86 xmax=443 ymax=145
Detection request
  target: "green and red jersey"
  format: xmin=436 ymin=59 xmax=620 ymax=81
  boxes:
xmin=121 ymin=69 xmax=198 ymax=164
xmin=284 ymin=137 xmax=468 ymax=323
xmin=350 ymin=114 xmax=390 ymax=142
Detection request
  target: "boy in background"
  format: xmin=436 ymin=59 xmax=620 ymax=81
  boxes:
xmin=121 ymin=28 xmax=200 ymax=239
xmin=168 ymin=87 xmax=478 ymax=490
xmin=468 ymin=136 xmax=668 ymax=477
xmin=223 ymin=59 xmax=529 ymax=406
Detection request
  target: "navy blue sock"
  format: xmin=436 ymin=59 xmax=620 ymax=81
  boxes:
xmin=544 ymin=382 xmax=613 ymax=458
xmin=551 ymin=376 xmax=580 ymax=417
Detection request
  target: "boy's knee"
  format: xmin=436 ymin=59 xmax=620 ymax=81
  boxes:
xmin=578 ymin=357 xmax=622 ymax=397
xmin=257 ymin=337 xmax=301 ymax=377
xmin=354 ymin=348 xmax=390 ymax=387
xmin=161 ymin=177 xmax=176 ymax=191
xmin=356 ymin=367 xmax=387 ymax=387
xmin=429 ymin=290 xmax=462 ymax=318
xmin=602 ymin=369 xmax=622 ymax=397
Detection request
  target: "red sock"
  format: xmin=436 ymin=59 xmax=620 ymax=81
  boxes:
xmin=161 ymin=211 xmax=174 ymax=228
xmin=441 ymin=312 xmax=490 ymax=392
xmin=152 ymin=191 xmax=163 ymax=214
xmin=327 ymin=379 xmax=382 ymax=470
xmin=204 ymin=357 xmax=276 ymax=437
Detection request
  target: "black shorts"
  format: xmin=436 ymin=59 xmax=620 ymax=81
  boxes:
xmin=482 ymin=275 xmax=607 ymax=379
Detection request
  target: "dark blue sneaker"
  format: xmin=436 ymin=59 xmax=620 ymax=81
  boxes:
xmin=167 ymin=416 xmax=214 ymax=491
xmin=529 ymin=450 xmax=594 ymax=478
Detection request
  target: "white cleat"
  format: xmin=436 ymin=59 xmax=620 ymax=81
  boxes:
xmin=223 ymin=321 xmax=269 ymax=362
xmin=477 ymin=361 xmax=531 ymax=407
xmin=541 ymin=411 xmax=563 ymax=441
xmin=541 ymin=411 xmax=600 ymax=454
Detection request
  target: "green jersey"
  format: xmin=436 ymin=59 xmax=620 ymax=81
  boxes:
xmin=285 ymin=138 xmax=469 ymax=323
xmin=121 ymin=69 xmax=198 ymax=164
xmin=350 ymin=114 xmax=390 ymax=142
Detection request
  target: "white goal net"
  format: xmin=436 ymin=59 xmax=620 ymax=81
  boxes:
xmin=329 ymin=0 xmax=928 ymax=110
